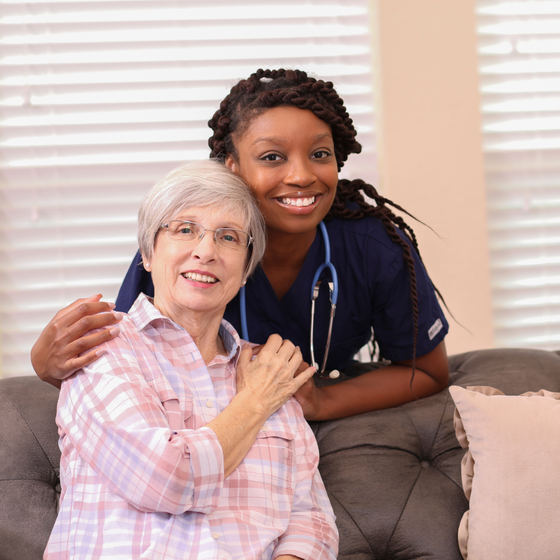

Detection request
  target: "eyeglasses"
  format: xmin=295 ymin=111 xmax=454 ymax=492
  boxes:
xmin=160 ymin=220 xmax=253 ymax=252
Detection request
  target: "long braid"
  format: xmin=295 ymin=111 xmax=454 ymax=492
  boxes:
xmin=328 ymin=178 xmax=421 ymax=389
xmin=208 ymin=68 xmax=438 ymax=392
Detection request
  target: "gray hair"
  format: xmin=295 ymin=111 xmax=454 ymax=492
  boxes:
xmin=138 ymin=159 xmax=266 ymax=278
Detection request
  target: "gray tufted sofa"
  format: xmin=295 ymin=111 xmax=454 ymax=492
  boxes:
xmin=2 ymin=347 xmax=560 ymax=560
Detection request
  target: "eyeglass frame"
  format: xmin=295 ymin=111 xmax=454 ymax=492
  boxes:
xmin=159 ymin=220 xmax=254 ymax=252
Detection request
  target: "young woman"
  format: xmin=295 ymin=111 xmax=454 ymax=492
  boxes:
xmin=31 ymin=68 xmax=449 ymax=421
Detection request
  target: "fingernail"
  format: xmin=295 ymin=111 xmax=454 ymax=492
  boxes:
xmin=95 ymin=349 xmax=106 ymax=357
xmin=109 ymin=327 xmax=121 ymax=336
xmin=107 ymin=302 xmax=116 ymax=309
xmin=113 ymin=312 xmax=123 ymax=320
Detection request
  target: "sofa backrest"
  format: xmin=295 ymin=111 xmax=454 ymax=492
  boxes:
xmin=0 ymin=377 xmax=60 ymax=560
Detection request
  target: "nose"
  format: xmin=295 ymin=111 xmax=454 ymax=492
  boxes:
xmin=283 ymin=156 xmax=316 ymax=188
xmin=191 ymin=230 xmax=218 ymax=262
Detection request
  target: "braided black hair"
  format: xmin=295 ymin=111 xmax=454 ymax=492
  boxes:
xmin=208 ymin=68 xmax=434 ymax=389
xmin=209 ymin=68 xmax=361 ymax=170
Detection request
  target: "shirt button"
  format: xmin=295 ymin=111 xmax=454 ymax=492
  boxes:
xmin=212 ymin=532 xmax=220 ymax=540
xmin=262 ymin=425 xmax=269 ymax=432
xmin=206 ymin=400 xmax=213 ymax=408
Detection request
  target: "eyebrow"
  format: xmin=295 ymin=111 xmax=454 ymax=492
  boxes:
xmin=251 ymin=132 xmax=333 ymax=146
xmin=173 ymin=215 xmax=245 ymax=230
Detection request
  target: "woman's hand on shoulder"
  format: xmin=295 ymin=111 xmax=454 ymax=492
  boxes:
xmin=236 ymin=334 xmax=316 ymax=417
xmin=31 ymin=294 xmax=123 ymax=388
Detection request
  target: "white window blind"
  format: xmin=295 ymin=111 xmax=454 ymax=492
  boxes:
xmin=477 ymin=0 xmax=560 ymax=350
xmin=0 ymin=0 xmax=377 ymax=378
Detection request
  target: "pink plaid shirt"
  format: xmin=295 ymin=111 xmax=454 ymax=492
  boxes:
xmin=45 ymin=293 xmax=338 ymax=560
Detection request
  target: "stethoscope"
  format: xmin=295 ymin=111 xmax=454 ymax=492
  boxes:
xmin=240 ymin=221 xmax=340 ymax=380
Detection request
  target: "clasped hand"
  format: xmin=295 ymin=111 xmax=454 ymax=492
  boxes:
xmin=236 ymin=334 xmax=316 ymax=418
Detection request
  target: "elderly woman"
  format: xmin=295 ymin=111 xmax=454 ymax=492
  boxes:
xmin=45 ymin=160 xmax=338 ymax=560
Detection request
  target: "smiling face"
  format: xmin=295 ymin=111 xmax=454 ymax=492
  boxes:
xmin=225 ymin=106 xmax=339 ymax=236
xmin=145 ymin=206 xmax=248 ymax=328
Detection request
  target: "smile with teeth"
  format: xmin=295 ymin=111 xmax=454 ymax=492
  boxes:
xmin=279 ymin=196 xmax=316 ymax=207
xmin=182 ymin=272 xmax=217 ymax=284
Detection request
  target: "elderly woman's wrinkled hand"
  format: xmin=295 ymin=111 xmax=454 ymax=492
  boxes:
xmin=236 ymin=334 xmax=316 ymax=416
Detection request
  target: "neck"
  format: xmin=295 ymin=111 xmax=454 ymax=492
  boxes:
xmin=262 ymin=226 xmax=317 ymax=270
xmin=187 ymin=318 xmax=227 ymax=364
xmin=153 ymin=299 xmax=227 ymax=364
xmin=261 ymin=226 xmax=317 ymax=300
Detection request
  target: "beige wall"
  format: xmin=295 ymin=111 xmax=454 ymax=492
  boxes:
xmin=370 ymin=0 xmax=494 ymax=355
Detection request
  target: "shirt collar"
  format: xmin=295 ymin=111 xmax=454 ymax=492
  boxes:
xmin=218 ymin=321 xmax=242 ymax=361
xmin=129 ymin=292 xmax=242 ymax=364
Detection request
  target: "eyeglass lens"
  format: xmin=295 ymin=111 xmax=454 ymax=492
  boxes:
xmin=167 ymin=221 xmax=250 ymax=251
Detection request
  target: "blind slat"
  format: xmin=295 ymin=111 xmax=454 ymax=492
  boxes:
xmin=0 ymin=0 xmax=377 ymax=377
xmin=477 ymin=0 xmax=560 ymax=350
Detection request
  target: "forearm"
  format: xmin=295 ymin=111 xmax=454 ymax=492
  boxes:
xmin=69 ymin=378 xmax=268 ymax=510
xmin=206 ymin=390 xmax=269 ymax=478
xmin=312 ymin=363 xmax=444 ymax=420
xmin=211 ymin=338 xmax=316 ymax=477
xmin=303 ymin=340 xmax=449 ymax=421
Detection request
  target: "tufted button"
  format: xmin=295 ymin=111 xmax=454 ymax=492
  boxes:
xmin=421 ymin=460 xmax=430 ymax=469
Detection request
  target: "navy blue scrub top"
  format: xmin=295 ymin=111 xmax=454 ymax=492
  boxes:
xmin=116 ymin=216 xmax=448 ymax=371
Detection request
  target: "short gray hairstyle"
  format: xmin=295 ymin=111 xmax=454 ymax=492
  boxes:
xmin=138 ymin=159 xmax=266 ymax=278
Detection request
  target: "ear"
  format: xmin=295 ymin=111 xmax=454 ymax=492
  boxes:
xmin=142 ymin=255 xmax=151 ymax=272
xmin=225 ymin=154 xmax=239 ymax=176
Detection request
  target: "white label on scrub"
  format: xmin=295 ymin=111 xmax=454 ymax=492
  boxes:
xmin=428 ymin=318 xmax=443 ymax=341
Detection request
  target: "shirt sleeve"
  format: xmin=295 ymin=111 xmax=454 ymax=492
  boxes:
xmin=58 ymin=328 xmax=224 ymax=515
xmin=370 ymin=230 xmax=448 ymax=362
xmin=273 ymin=401 xmax=338 ymax=560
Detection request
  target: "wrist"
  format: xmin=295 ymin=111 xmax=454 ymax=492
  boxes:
xmin=232 ymin=388 xmax=269 ymax=423
xmin=300 ymin=385 xmax=326 ymax=421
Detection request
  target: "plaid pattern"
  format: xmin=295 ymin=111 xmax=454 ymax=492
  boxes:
xmin=45 ymin=294 xmax=338 ymax=559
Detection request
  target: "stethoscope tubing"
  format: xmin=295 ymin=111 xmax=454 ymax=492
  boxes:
xmin=239 ymin=221 xmax=340 ymax=379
